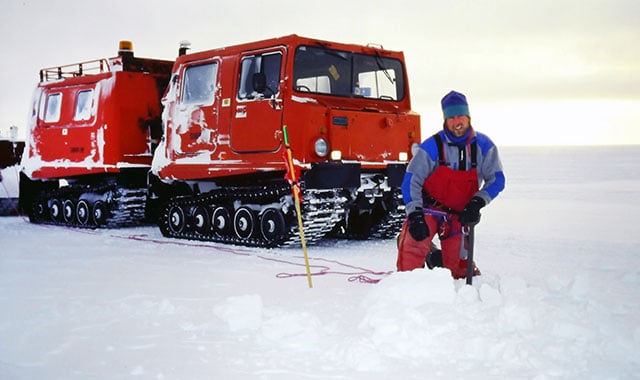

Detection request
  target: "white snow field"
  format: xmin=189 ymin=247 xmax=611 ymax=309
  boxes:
xmin=1 ymin=145 xmax=639 ymax=379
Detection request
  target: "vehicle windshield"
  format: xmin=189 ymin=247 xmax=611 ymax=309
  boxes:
xmin=293 ymin=45 xmax=405 ymax=101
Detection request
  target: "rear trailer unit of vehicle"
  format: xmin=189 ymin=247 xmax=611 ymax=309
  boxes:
xmin=19 ymin=42 xmax=173 ymax=227
xmin=150 ymin=35 xmax=421 ymax=247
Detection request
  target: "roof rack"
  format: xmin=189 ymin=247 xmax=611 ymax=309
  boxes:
xmin=39 ymin=58 xmax=110 ymax=82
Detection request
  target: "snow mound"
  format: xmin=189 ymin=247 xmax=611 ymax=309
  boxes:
xmin=213 ymin=294 xmax=263 ymax=332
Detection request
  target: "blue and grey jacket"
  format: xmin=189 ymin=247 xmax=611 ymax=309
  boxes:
xmin=401 ymin=128 xmax=506 ymax=215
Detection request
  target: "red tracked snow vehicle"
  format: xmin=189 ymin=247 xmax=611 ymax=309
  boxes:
xmin=149 ymin=35 xmax=421 ymax=247
xmin=19 ymin=42 xmax=173 ymax=227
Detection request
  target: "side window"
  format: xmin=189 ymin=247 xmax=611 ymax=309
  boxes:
xmin=38 ymin=93 xmax=46 ymax=121
xmin=182 ymin=62 xmax=217 ymax=105
xmin=43 ymin=93 xmax=62 ymax=123
xmin=238 ymin=52 xmax=282 ymax=100
xmin=74 ymin=89 xmax=94 ymax=121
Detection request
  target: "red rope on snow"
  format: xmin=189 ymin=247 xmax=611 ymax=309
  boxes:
xmin=122 ymin=235 xmax=393 ymax=284
xmin=121 ymin=234 xmax=393 ymax=284
xmin=118 ymin=233 xmax=392 ymax=283
xmin=275 ymin=257 xmax=393 ymax=284
xmin=32 ymin=227 xmax=393 ymax=284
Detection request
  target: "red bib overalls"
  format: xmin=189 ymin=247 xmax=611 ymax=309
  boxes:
xmin=397 ymin=137 xmax=479 ymax=278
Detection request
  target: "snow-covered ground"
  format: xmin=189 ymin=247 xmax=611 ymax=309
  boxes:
xmin=1 ymin=146 xmax=639 ymax=379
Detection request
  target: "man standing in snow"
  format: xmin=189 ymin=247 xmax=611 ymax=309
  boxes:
xmin=397 ymin=90 xmax=505 ymax=279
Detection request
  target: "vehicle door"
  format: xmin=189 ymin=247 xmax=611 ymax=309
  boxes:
xmin=230 ymin=48 xmax=284 ymax=153
xmin=172 ymin=59 xmax=220 ymax=156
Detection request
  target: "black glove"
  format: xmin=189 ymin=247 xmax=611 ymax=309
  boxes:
xmin=459 ymin=196 xmax=485 ymax=226
xmin=408 ymin=211 xmax=429 ymax=241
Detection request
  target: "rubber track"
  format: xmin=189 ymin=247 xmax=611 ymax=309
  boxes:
xmin=29 ymin=183 xmax=147 ymax=228
xmin=368 ymin=189 xmax=406 ymax=239
xmin=158 ymin=184 xmax=347 ymax=248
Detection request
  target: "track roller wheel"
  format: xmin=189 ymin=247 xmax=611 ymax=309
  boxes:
xmin=33 ymin=199 xmax=47 ymax=220
xmin=76 ymin=200 xmax=91 ymax=225
xmin=49 ymin=199 xmax=62 ymax=222
xmin=63 ymin=200 xmax=76 ymax=223
xmin=92 ymin=200 xmax=108 ymax=226
xmin=191 ymin=205 xmax=210 ymax=235
xmin=211 ymin=206 xmax=231 ymax=236
xmin=233 ymin=207 xmax=256 ymax=239
xmin=260 ymin=208 xmax=286 ymax=245
xmin=167 ymin=204 xmax=187 ymax=234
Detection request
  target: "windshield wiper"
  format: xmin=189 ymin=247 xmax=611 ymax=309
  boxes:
xmin=374 ymin=52 xmax=394 ymax=85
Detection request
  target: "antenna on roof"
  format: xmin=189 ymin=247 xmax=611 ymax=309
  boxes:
xmin=179 ymin=40 xmax=191 ymax=56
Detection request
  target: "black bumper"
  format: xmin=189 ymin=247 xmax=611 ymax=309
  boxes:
xmin=303 ymin=162 xmax=407 ymax=189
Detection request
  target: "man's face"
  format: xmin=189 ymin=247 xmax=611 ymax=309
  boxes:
xmin=445 ymin=115 xmax=471 ymax=138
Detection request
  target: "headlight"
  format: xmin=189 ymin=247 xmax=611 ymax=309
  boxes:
xmin=398 ymin=152 xmax=408 ymax=162
xmin=314 ymin=138 xmax=328 ymax=157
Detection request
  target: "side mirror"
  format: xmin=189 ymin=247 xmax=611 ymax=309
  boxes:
xmin=252 ymin=72 xmax=266 ymax=93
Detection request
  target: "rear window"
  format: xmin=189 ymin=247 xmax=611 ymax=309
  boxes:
xmin=74 ymin=89 xmax=94 ymax=121
xmin=41 ymin=93 xmax=62 ymax=123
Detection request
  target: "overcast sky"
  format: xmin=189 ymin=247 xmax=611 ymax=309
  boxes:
xmin=1 ymin=0 xmax=638 ymax=145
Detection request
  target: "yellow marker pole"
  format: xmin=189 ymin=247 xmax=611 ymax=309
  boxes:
xmin=282 ymin=125 xmax=313 ymax=288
